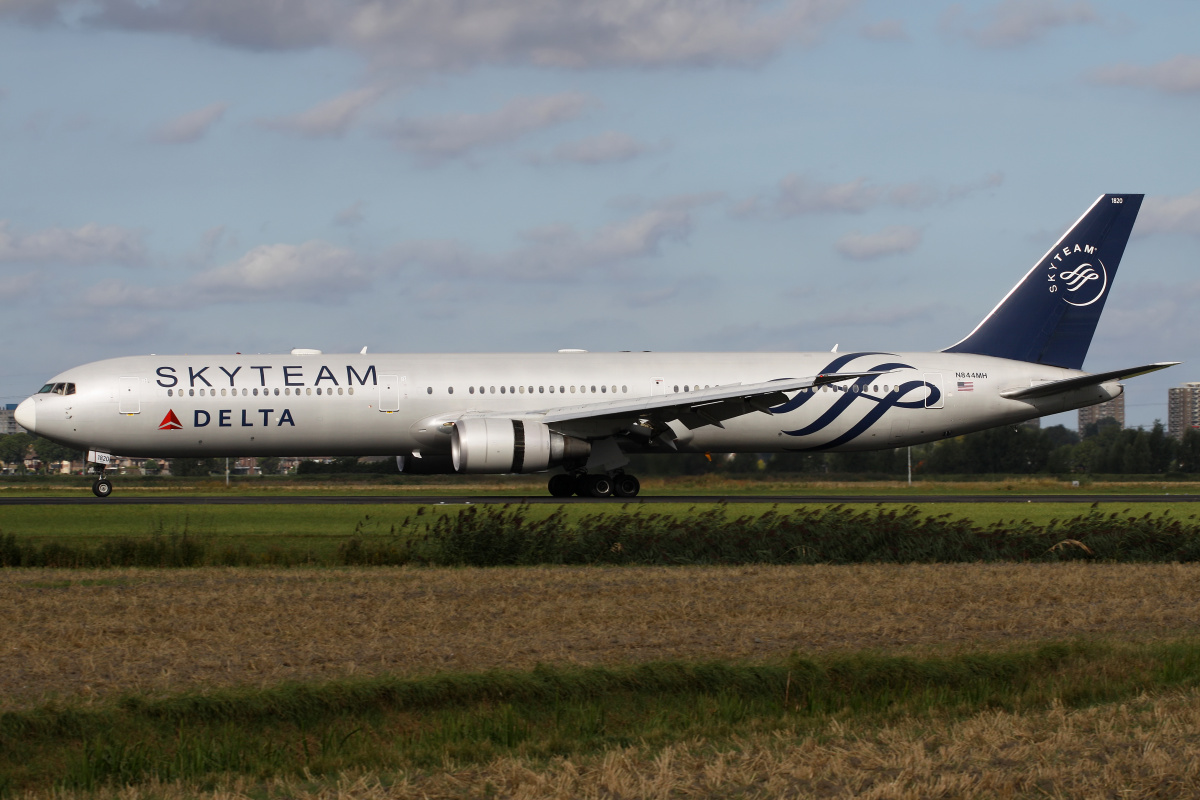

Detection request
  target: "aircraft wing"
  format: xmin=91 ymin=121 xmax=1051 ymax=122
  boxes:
xmin=999 ymin=362 xmax=1180 ymax=400
xmin=527 ymin=370 xmax=892 ymax=437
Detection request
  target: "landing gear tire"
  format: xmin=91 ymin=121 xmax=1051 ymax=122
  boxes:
xmin=584 ymin=474 xmax=614 ymax=498
xmin=547 ymin=473 xmax=575 ymax=497
xmin=92 ymin=479 xmax=113 ymax=499
xmin=612 ymin=473 xmax=640 ymax=498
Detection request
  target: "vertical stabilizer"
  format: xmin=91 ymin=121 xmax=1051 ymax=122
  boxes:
xmin=943 ymin=194 xmax=1143 ymax=369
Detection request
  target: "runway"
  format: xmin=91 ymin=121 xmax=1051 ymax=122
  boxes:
xmin=2 ymin=494 xmax=1198 ymax=505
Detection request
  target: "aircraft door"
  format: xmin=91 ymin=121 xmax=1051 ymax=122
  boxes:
xmin=651 ymin=377 xmax=665 ymax=396
xmin=118 ymin=376 xmax=141 ymax=414
xmin=923 ymin=373 xmax=944 ymax=409
xmin=379 ymin=375 xmax=402 ymax=412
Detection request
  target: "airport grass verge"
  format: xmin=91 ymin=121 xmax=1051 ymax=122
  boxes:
xmin=2 ymin=638 xmax=1199 ymax=795
xmin=5 ymin=502 xmax=1200 ymax=567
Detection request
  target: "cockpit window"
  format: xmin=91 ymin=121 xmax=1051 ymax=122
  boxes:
xmin=39 ymin=384 xmax=54 ymax=393
xmin=65 ymin=383 xmax=76 ymax=395
xmin=38 ymin=383 xmax=75 ymax=396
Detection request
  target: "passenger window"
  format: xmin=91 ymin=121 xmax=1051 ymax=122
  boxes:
xmin=510 ymin=386 xmax=515 ymax=394
xmin=274 ymin=388 xmax=280 ymax=396
xmin=622 ymin=385 xmax=627 ymax=393
xmin=316 ymin=388 xmax=322 ymax=395
xmin=168 ymin=389 xmax=173 ymax=397
xmin=445 ymin=387 xmax=451 ymax=395
xmin=601 ymin=385 xmax=607 ymax=393
xmin=348 ymin=388 xmax=354 ymax=395
xmin=253 ymin=388 xmax=258 ymax=396
xmin=570 ymin=386 xmax=576 ymax=393
xmin=427 ymin=387 xmax=433 ymax=394
xmin=469 ymin=386 xmax=475 ymax=394
xmin=500 ymin=386 xmax=506 ymax=394
xmin=590 ymin=385 xmax=596 ymax=393
xmin=189 ymin=389 xmax=195 ymax=396
xmin=222 ymin=388 xmax=227 ymax=396
xmin=559 ymin=386 xmax=564 ymax=393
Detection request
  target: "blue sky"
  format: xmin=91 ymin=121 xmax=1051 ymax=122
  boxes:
xmin=1 ymin=0 xmax=1198 ymax=429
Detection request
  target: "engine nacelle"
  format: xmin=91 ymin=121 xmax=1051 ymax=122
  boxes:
xmin=451 ymin=418 xmax=591 ymax=474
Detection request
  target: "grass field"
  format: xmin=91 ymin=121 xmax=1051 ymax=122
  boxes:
xmin=3 ymin=563 xmax=1200 ymax=795
xmin=29 ymin=685 xmax=1200 ymax=799
xmin=4 ymin=562 xmax=1199 ymax=710
xmin=6 ymin=488 xmax=1200 ymax=796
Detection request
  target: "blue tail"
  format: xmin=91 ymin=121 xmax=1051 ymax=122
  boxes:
xmin=943 ymin=194 xmax=1143 ymax=370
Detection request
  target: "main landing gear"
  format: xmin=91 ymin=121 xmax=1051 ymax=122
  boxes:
xmin=547 ymin=471 xmax=641 ymax=499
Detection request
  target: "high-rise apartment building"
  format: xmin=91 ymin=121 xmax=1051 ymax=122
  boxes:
xmin=1168 ymin=383 xmax=1200 ymax=440
xmin=1078 ymin=393 xmax=1125 ymax=434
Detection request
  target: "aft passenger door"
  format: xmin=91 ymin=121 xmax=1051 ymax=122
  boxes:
xmin=923 ymin=373 xmax=944 ymax=409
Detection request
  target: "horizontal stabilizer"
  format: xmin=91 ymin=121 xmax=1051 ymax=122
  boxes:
xmin=1000 ymin=362 xmax=1179 ymax=400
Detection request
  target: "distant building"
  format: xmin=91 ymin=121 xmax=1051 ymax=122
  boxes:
xmin=1168 ymin=383 xmax=1200 ymax=440
xmin=0 ymin=404 xmax=26 ymax=435
xmin=1079 ymin=393 xmax=1125 ymax=434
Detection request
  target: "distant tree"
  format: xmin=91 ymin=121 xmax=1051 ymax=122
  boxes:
xmin=0 ymin=434 xmax=33 ymax=473
xmin=32 ymin=437 xmax=83 ymax=470
xmin=258 ymin=456 xmax=281 ymax=475
xmin=170 ymin=458 xmax=219 ymax=477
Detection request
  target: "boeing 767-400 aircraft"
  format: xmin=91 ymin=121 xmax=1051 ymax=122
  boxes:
xmin=14 ymin=194 xmax=1178 ymax=498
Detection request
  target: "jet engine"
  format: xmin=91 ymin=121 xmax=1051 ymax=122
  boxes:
xmin=451 ymin=418 xmax=590 ymax=474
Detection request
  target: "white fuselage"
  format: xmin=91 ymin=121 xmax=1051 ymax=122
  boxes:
xmin=21 ymin=350 xmax=1120 ymax=460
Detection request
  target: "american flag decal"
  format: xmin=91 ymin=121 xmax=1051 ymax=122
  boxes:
xmin=957 ymin=381 xmax=974 ymax=392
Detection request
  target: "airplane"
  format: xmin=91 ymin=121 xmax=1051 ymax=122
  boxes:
xmin=13 ymin=193 xmax=1178 ymax=499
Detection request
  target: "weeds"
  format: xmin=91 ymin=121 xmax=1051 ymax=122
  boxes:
xmin=5 ymin=502 xmax=1200 ymax=569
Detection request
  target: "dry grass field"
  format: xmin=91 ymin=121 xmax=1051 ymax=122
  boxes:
xmin=6 ymin=562 xmax=1200 ymax=711
xmin=28 ymin=688 xmax=1200 ymax=799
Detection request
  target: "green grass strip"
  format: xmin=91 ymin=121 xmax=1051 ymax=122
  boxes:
xmin=3 ymin=639 xmax=1200 ymax=794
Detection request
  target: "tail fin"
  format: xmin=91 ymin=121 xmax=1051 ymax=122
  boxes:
xmin=943 ymin=194 xmax=1143 ymax=369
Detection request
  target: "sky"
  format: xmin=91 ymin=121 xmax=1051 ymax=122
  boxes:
xmin=1 ymin=0 xmax=1198 ymax=430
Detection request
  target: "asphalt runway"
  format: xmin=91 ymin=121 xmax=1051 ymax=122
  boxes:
xmin=2 ymin=494 xmax=1199 ymax=505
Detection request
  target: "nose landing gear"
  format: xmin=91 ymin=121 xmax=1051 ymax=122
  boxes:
xmin=92 ymin=477 xmax=113 ymax=498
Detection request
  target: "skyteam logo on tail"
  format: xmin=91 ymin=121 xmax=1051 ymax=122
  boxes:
xmin=1047 ymin=243 xmax=1107 ymax=307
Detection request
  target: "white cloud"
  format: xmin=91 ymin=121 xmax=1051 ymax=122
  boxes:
xmin=259 ymin=87 xmax=384 ymax=138
xmin=836 ymin=225 xmax=922 ymax=259
xmin=737 ymin=173 xmax=1002 ymax=219
xmin=0 ymin=272 xmax=38 ymax=300
xmin=859 ymin=19 xmax=907 ymax=41
xmin=941 ymin=0 xmax=1097 ymax=48
xmin=86 ymin=241 xmax=368 ymax=308
xmin=191 ymin=241 xmax=368 ymax=301
xmin=383 ymin=93 xmax=592 ymax=163
xmin=394 ymin=204 xmax=694 ymax=281
xmin=1137 ymin=192 xmax=1200 ymax=237
xmin=333 ymin=201 xmax=366 ymax=228
xmin=44 ymin=0 xmax=853 ymax=73
xmin=151 ymin=102 xmax=227 ymax=144
xmin=0 ymin=221 xmax=146 ymax=265
xmin=1089 ymin=55 xmax=1200 ymax=95
xmin=535 ymin=131 xmax=656 ymax=166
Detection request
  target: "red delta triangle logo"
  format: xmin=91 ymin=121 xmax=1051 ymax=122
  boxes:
xmin=158 ymin=410 xmax=183 ymax=430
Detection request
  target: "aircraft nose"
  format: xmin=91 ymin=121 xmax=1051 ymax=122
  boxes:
xmin=13 ymin=397 xmax=36 ymax=433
